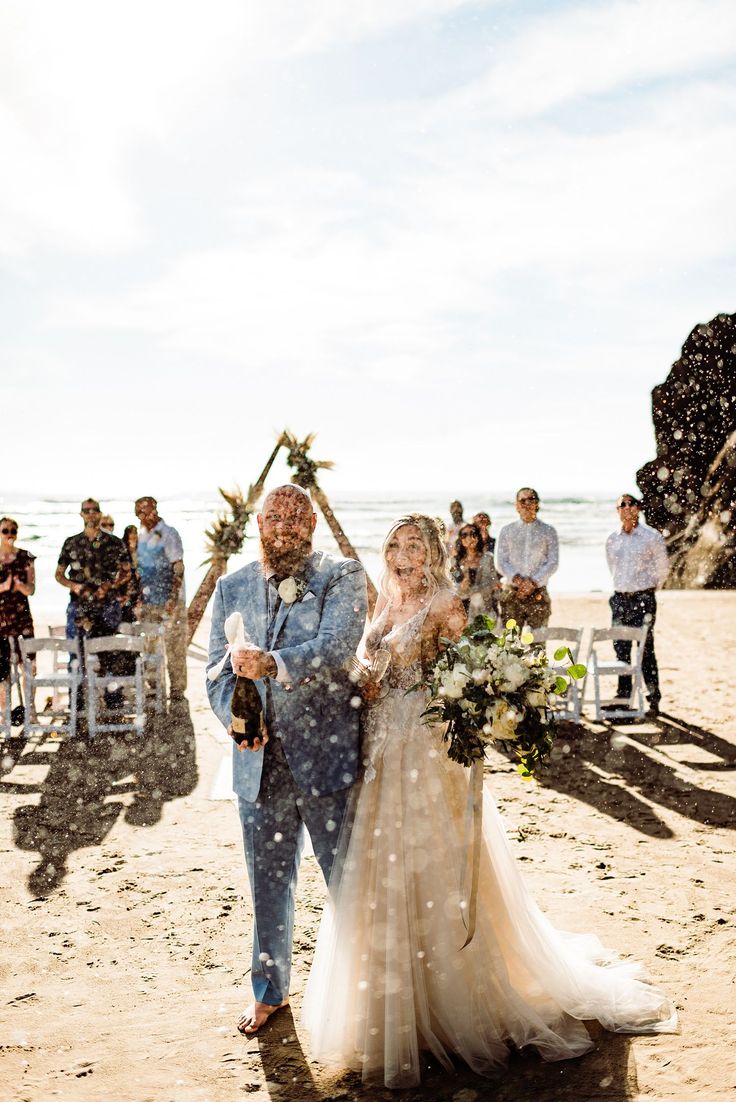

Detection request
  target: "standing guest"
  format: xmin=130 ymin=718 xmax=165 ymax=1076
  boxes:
xmin=496 ymin=488 xmax=558 ymax=629
xmin=100 ymin=515 xmax=115 ymax=534
xmin=445 ymin=500 xmax=465 ymax=550
xmin=0 ymin=518 xmax=35 ymax=714
xmin=605 ymin=493 xmax=669 ymax=716
xmin=55 ymin=499 xmax=129 ymax=708
xmin=450 ymin=523 xmax=499 ymax=618
xmin=134 ymin=496 xmax=187 ymax=701
xmin=473 ymin=511 xmax=495 ymax=554
xmin=56 ymin=499 xmax=129 ymax=642
xmin=116 ymin=525 xmax=141 ymax=624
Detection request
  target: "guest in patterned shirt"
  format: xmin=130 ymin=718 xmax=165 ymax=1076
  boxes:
xmin=55 ymin=499 xmax=129 ymax=641
xmin=55 ymin=499 xmax=130 ymax=708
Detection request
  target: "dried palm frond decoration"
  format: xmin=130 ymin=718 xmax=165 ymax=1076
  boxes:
xmin=281 ymin=430 xmax=378 ymax=613
xmin=186 ymin=441 xmax=281 ymax=643
xmin=203 ymin=485 xmax=254 ymax=564
xmin=279 ymin=431 xmax=335 ymax=489
xmin=186 ymin=431 xmax=379 ymax=642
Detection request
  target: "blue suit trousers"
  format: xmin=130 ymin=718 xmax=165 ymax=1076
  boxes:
xmin=238 ymin=735 xmax=351 ymax=1006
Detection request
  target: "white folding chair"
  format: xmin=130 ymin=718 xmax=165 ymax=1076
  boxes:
xmin=531 ymin=626 xmax=584 ymax=722
xmin=585 ymin=625 xmax=649 ymax=722
xmin=19 ymin=637 xmax=83 ymax=739
xmin=46 ymin=625 xmax=69 ymax=712
xmin=117 ymin=621 xmax=166 ymax=714
xmin=84 ymin=635 xmax=149 ymax=739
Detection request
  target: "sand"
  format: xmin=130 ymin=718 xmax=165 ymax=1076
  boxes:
xmin=1 ymin=591 xmax=735 ymax=1102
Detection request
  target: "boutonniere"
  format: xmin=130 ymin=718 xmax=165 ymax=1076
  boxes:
xmin=277 ymin=576 xmax=307 ymax=604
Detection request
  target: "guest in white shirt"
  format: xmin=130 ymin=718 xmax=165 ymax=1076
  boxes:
xmin=135 ymin=496 xmax=188 ymax=702
xmin=605 ymin=493 xmax=668 ymax=715
xmin=496 ymin=488 xmax=558 ymax=628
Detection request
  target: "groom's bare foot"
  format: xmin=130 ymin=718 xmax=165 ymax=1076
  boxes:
xmin=236 ymin=999 xmax=289 ymax=1036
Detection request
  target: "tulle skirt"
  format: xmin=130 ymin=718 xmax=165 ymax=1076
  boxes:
xmin=302 ymin=688 xmax=677 ymax=1088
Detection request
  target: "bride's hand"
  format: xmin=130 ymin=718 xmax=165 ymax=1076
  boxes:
xmin=360 ymin=678 xmax=383 ymax=704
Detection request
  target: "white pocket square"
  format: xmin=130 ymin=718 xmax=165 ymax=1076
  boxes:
xmin=302 ymin=591 xmax=316 ymax=602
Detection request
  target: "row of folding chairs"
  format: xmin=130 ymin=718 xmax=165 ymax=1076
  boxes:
xmin=532 ymin=625 xmax=650 ymax=722
xmin=0 ymin=622 xmax=168 ymax=741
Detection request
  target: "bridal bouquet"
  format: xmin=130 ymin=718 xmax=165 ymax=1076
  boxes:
xmin=421 ymin=616 xmax=586 ymax=780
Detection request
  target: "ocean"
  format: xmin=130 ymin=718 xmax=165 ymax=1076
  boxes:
xmin=1 ymin=491 xmax=621 ymax=620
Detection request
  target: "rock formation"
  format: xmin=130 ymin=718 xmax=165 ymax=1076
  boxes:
xmin=637 ymin=312 xmax=736 ymax=588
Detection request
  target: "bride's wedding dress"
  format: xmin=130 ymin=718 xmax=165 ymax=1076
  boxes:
xmin=302 ymin=605 xmax=677 ymax=1088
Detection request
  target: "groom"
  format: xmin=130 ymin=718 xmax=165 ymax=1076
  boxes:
xmin=206 ymin=484 xmax=367 ymax=1035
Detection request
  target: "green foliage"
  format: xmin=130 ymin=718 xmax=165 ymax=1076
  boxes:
xmin=419 ymin=616 xmax=586 ymax=780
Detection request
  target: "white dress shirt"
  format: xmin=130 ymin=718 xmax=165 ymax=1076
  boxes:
xmin=496 ymin=519 xmax=559 ymax=587
xmin=606 ymin=524 xmax=668 ymax=593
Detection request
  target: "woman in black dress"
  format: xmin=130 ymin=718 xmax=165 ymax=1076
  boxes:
xmin=0 ymin=517 xmax=35 ymax=708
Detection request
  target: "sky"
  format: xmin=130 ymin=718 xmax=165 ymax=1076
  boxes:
xmin=2 ymin=0 xmax=735 ymax=499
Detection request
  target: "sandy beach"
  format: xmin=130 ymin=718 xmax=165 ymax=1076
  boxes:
xmin=2 ymin=590 xmax=735 ymax=1102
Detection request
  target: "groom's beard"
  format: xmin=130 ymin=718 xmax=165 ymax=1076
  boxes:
xmin=260 ymin=533 xmax=313 ymax=578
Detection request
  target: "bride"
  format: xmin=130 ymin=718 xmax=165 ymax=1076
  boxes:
xmin=302 ymin=514 xmax=677 ymax=1089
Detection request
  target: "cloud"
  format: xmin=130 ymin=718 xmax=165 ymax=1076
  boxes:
xmin=0 ymin=1 xmax=239 ymax=254
xmin=0 ymin=0 xmax=474 ymax=256
xmin=49 ymin=65 xmax=736 ymax=378
xmin=284 ymin=0 xmax=472 ymax=55
xmin=3 ymin=0 xmax=734 ymax=497
xmin=447 ymin=0 xmax=736 ymax=120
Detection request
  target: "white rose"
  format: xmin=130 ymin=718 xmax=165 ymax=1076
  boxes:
xmin=499 ymin=659 xmax=527 ymax=692
xmin=441 ymin=663 xmax=470 ymax=699
xmin=526 ymin=689 xmax=546 ymax=709
xmin=490 ymin=700 xmax=520 ymax=741
xmin=278 ymin=576 xmax=299 ymax=603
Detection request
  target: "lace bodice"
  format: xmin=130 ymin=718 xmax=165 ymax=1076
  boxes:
xmin=361 ymin=602 xmax=434 ymax=781
xmin=364 ymin=601 xmax=430 ymax=689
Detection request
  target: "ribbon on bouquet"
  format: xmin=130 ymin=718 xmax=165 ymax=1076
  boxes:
xmin=459 ymin=758 xmax=484 ymax=949
xmin=207 ymin=612 xmax=251 ymax=681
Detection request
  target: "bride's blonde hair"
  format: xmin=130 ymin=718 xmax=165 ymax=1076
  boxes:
xmin=379 ymin=513 xmax=452 ymax=602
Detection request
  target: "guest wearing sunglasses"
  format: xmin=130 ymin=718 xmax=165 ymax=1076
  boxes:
xmin=472 ymin=511 xmax=495 ymax=554
xmin=55 ymin=501 xmax=130 ymax=707
xmin=0 ymin=517 xmax=36 ymax=710
xmin=450 ymin=523 xmax=500 ymax=618
xmin=496 ymin=488 xmax=558 ymax=628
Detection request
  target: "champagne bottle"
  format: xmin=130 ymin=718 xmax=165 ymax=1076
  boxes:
xmin=230 ymin=676 xmax=265 ymax=747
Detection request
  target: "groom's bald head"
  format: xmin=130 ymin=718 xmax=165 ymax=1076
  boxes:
xmin=261 ymin=484 xmax=312 ymax=515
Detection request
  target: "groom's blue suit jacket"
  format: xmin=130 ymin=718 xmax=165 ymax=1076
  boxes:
xmin=206 ymin=550 xmax=368 ymax=802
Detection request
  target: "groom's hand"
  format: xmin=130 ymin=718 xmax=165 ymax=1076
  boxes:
xmin=228 ymin=724 xmax=269 ymax=753
xmin=232 ymin=646 xmax=278 ymax=680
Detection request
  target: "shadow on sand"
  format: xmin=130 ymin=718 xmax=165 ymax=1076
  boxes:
xmin=1 ymin=700 xmax=197 ymax=895
xmin=533 ymin=710 xmax=736 ymax=838
xmin=248 ymin=1010 xmax=637 ymax=1102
